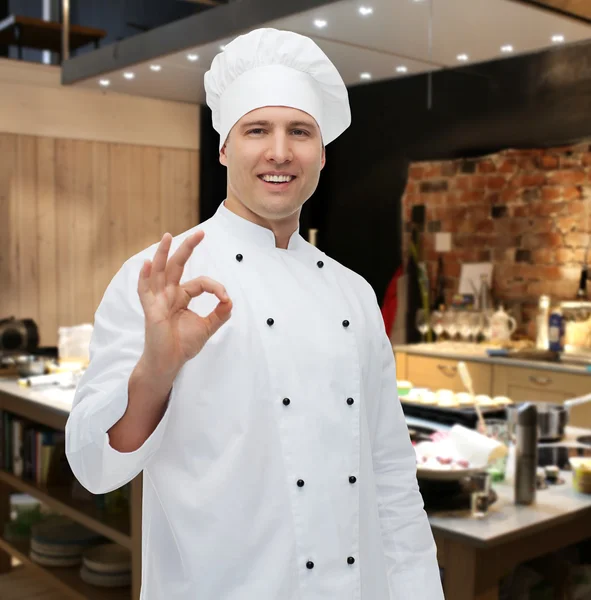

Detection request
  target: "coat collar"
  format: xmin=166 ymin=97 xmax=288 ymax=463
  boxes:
xmin=214 ymin=200 xmax=302 ymax=252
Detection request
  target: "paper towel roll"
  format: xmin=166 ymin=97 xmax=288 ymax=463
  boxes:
xmin=449 ymin=424 xmax=508 ymax=467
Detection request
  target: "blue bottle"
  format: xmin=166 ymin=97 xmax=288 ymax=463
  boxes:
xmin=548 ymin=310 xmax=564 ymax=352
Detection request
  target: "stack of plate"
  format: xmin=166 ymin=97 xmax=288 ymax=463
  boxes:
xmin=29 ymin=517 xmax=104 ymax=567
xmin=80 ymin=543 xmax=132 ymax=588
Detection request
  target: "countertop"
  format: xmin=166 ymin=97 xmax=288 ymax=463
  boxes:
xmin=393 ymin=342 xmax=591 ymax=376
xmin=428 ymin=471 xmax=591 ymax=548
xmin=2 ymin=375 xmax=590 ymax=549
xmin=0 ymin=377 xmax=75 ymax=415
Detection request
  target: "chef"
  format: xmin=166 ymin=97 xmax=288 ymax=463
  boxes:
xmin=65 ymin=28 xmax=444 ymax=600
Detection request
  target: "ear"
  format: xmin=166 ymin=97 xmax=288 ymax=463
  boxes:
xmin=219 ymin=142 xmax=228 ymax=167
xmin=320 ymin=145 xmax=326 ymax=171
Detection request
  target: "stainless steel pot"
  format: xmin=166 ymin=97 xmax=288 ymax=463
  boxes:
xmin=505 ymin=393 xmax=591 ymax=442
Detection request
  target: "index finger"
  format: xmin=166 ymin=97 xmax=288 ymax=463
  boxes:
xmin=166 ymin=229 xmax=205 ymax=286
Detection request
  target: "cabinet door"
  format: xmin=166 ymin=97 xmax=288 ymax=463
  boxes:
xmin=406 ymin=355 xmax=492 ymax=395
xmin=493 ymin=365 xmax=591 ymax=428
xmin=394 ymin=352 xmax=407 ymax=381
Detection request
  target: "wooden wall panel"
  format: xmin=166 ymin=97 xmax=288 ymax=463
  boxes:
xmin=0 ymin=134 xmax=199 ymax=348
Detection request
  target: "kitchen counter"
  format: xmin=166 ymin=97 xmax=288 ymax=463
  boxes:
xmin=428 ymin=429 xmax=591 ymax=600
xmin=0 ymin=378 xmax=74 ymax=413
xmin=393 ymin=342 xmax=591 ymax=376
xmin=429 ymin=471 xmax=589 ymax=547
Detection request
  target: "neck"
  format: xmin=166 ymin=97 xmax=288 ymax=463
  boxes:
xmin=223 ymin=196 xmax=299 ymax=250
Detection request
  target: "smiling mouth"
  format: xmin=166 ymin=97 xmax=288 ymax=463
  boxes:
xmin=258 ymin=174 xmax=296 ymax=184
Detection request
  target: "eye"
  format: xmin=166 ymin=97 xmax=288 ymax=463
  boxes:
xmin=291 ymin=129 xmax=310 ymax=137
xmin=247 ymin=128 xmax=265 ymax=135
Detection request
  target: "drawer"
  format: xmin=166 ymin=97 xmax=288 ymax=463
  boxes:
xmin=406 ymin=355 xmax=492 ymax=395
xmin=394 ymin=352 xmax=407 ymax=380
xmin=493 ymin=365 xmax=591 ymax=428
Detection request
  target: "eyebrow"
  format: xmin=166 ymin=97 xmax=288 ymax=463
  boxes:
xmin=240 ymin=119 xmax=318 ymax=131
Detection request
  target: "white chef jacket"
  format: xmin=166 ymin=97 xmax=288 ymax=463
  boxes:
xmin=65 ymin=201 xmax=444 ymax=600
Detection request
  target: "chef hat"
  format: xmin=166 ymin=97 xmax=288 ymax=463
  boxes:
xmin=204 ymin=28 xmax=351 ymax=150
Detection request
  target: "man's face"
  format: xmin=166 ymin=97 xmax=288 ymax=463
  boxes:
xmin=219 ymin=106 xmax=326 ymax=222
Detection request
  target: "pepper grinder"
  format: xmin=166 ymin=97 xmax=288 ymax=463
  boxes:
xmin=514 ymin=403 xmax=538 ymax=505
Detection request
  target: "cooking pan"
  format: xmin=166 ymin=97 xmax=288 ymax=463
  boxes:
xmin=505 ymin=393 xmax=591 ymax=442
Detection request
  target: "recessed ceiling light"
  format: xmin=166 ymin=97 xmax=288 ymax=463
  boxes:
xmin=551 ymin=34 xmax=565 ymax=43
xmin=457 ymin=54 xmax=469 ymax=62
xmin=501 ymin=45 xmax=514 ymax=53
xmin=123 ymin=72 xmax=135 ymax=79
xmin=358 ymin=6 xmax=373 ymax=16
xmin=396 ymin=65 xmax=408 ymax=73
xmin=187 ymin=53 xmax=199 ymax=62
xmin=360 ymin=72 xmax=372 ymax=80
xmin=314 ymin=19 xmax=327 ymax=28
xmin=99 ymin=79 xmax=110 ymax=87
xmin=150 ymin=64 xmax=162 ymax=71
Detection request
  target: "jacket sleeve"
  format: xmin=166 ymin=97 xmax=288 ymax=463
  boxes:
xmin=368 ymin=300 xmax=444 ymax=599
xmin=65 ymin=256 xmax=173 ymax=495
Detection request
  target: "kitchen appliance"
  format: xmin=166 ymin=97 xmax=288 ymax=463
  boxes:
xmin=0 ymin=317 xmax=39 ymax=354
xmin=417 ymin=477 xmax=497 ymax=512
xmin=505 ymin=393 xmax=591 ymax=442
xmin=538 ymin=445 xmax=591 ymax=470
xmin=514 ymin=403 xmax=538 ymax=505
xmin=400 ymin=400 xmax=506 ymax=429
xmin=560 ymin=301 xmax=591 ymax=355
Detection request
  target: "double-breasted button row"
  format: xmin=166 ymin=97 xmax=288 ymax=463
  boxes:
xmin=282 ymin=397 xmax=354 ymax=407
xmin=305 ymin=557 xmax=356 ymax=569
xmin=267 ymin=317 xmax=350 ymax=328
xmin=294 ymin=477 xmax=356 ymax=487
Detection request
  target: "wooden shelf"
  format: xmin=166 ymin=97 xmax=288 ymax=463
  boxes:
xmin=0 ymin=536 xmax=130 ymax=600
xmin=0 ymin=470 xmax=131 ymax=550
xmin=1 ymin=565 xmax=70 ymax=599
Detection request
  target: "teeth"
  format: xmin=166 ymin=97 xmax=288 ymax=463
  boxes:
xmin=261 ymin=174 xmax=293 ymax=183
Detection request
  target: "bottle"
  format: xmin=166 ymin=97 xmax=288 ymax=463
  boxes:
xmin=535 ymin=295 xmax=550 ymax=350
xmin=548 ymin=308 xmax=564 ymax=352
xmin=514 ymin=403 xmax=538 ymax=505
xmin=576 ymin=267 xmax=588 ymax=300
xmin=431 ymin=255 xmax=446 ymax=311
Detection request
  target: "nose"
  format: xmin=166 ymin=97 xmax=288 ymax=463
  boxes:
xmin=264 ymin=131 xmax=292 ymax=164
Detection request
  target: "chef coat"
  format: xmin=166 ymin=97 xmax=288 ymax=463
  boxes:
xmin=65 ymin=201 xmax=444 ymax=600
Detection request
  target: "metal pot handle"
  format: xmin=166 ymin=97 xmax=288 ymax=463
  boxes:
xmin=564 ymin=393 xmax=591 ymax=410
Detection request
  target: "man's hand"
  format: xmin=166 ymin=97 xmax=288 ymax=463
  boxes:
xmin=138 ymin=230 xmax=233 ymax=377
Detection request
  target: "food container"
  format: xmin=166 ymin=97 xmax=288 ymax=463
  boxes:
xmin=569 ymin=457 xmax=591 ymax=494
xmin=14 ymin=355 xmax=47 ymax=377
xmin=505 ymin=393 xmax=591 ymax=442
xmin=561 ymin=301 xmax=591 ymax=353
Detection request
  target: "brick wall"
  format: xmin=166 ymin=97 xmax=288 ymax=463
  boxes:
xmin=402 ymin=141 xmax=591 ymax=335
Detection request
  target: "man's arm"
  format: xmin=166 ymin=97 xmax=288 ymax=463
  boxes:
xmin=65 ymin=257 xmax=173 ymax=494
xmin=367 ymin=296 xmax=444 ymax=599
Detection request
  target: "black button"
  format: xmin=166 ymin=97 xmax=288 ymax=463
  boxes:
xmin=342 ymin=320 xmax=350 ymax=328
xmin=349 ymin=476 xmax=357 ymax=484
xmin=347 ymin=556 xmax=355 ymax=565
xmin=306 ymin=561 xmax=314 ymax=569
xmin=297 ymin=479 xmax=305 ymax=487
xmin=236 ymin=254 xmax=243 ymax=262
xmin=347 ymin=398 xmax=354 ymax=406
xmin=283 ymin=398 xmax=291 ymax=406
xmin=267 ymin=318 xmax=274 ymax=326
xmin=317 ymin=260 xmax=324 ymax=268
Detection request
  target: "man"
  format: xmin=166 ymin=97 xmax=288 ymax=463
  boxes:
xmin=65 ymin=28 xmax=444 ymax=600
